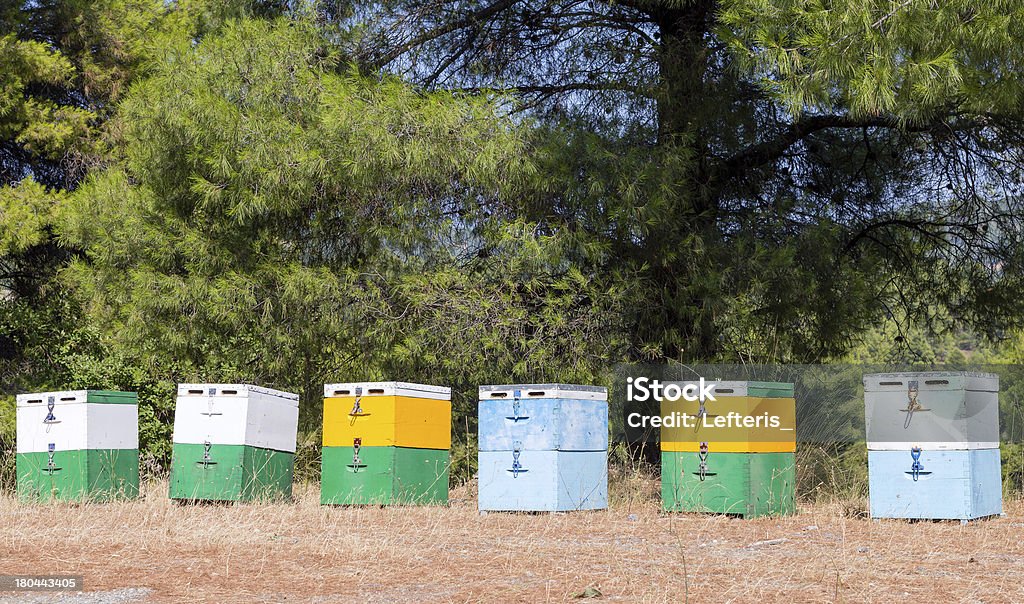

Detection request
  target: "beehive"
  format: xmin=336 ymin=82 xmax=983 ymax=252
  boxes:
xmin=321 ymin=382 xmax=451 ymax=505
xmin=661 ymin=381 xmax=796 ymax=517
xmin=169 ymin=384 xmax=298 ymax=502
xmin=865 ymin=372 xmax=1002 ymax=520
xmin=16 ymin=390 xmax=139 ymax=502
xmin=478 ymin=384 xmax=608 ymax=512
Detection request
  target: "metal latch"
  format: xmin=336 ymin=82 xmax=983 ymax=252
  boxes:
xmin=43 ymin=396 xmax=58 ymax=424
xmin=902 ymin=380 xmax=929 ymax=429
xmin=349 ymin=387 xmax=366 ymax=416
xmin=697 ymin=441 xmax=709 ymax=481
xmin=197 ymin=441 xmax=217 ymax=467
xmin=348 ymin=437 xmax=367 ymax=471
xmin=509 ymin=440 xmax=527 ymax=477
xmin=44 ymin=443 xmax=61 ymax=475
xmin=906 ymin=446 xmax=930 ymax=481
xmin=506 ymin=390 xmax=529 ymax=422
xmin=200 ymin=398 xmax=222 ymax=416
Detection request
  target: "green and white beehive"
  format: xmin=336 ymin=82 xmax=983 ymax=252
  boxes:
xmin=16 ymin=390 xmax=139 ymax=503
xmin=169 ymin=384 xmax=298 ymax=502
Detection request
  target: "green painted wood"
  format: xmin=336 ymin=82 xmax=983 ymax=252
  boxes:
xmin=321 ymin=445 xmax=449 ymax=505
xmin=168 ymin=443 xmax=293 ymax=502
xmin=83 ymin=391 xmax=138 ymax=404
xmin=662 ymin=451 xmax=795 ymax=517
xmin=746 ymin=382 xmax=794 ymax=398
xmin=16 ymin=449 xmax=139 ymax=503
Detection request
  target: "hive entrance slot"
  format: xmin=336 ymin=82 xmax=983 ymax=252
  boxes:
xmin=489 ymin=392 xmax=509 ymax=398
xmin=367 ymin=388 xmax=385 ymax=395
xmin=717 ymin=388 xmax=734 ymax=394
xmin=924 ymin=380 xmax=949 ymax=385
xmin=527 ymin=391 xmax=546 ymax=397
xmin=879 ymin=381 xmax=903 ymax=386
xmin=333 ymin=390 xmax=350 ymax=396
xmin=187 ymin=390 xmax=204 ymax=395
xmin=60 ymin=397 xmax=76 ymax=401
xmin=221 ymin=390 xmax=238 ymax=395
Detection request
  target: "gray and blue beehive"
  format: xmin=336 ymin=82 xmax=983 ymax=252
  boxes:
xmin=477 ymin=384 xmax=608 ymax=512
xmin=864 ymin=372 xmax=1002 ymax=520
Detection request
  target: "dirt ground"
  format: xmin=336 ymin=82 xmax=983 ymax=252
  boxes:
xmin=0 ymin=479 xmax=1022 ymax=603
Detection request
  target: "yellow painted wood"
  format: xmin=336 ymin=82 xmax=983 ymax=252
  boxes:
xmin=323 ymin=395 xmax=451 ymax=449
xmin=661 ymin=440 xmax=795 ymax=453
xmin=661 ymin=396 xmax=795 ymax=453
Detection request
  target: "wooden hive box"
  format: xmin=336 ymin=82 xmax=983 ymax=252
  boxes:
xmin=864 ymin=372 xmax=1002 ymax=520
xmin=867 ymin=448 xmax=1002 ymax=520
xmin=16 ymin=390 xmax=139 ymax=503
xmin=169 ymin=384 xmax=298 ymax=502
xmin=864 ymin=372 xmax=999 ymax=450
xmin=661 ymin=381 xmax=796 ymax=518
xmin=477 ymin=384 xmax=608 ymax=512
xmin=321 ymin=382 xmax=451 ymax=505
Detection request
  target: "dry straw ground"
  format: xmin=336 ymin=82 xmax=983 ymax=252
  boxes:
xmin=1 ymin=476 xmax=1023 ymax=603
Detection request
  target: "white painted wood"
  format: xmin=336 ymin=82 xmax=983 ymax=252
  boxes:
xmin=172 ymin=395 xmax=248 ymax=447
xmin=867 ymin=441 xmax=1000 ymax=451
xmin=702 ymin=381 xmax=748 ymax=397
xmin=173 ymin=387 xmax=298 ymax=452
xmin=176 ymin=383 xmax=299 ymax=404
xmin=86 ymin=404 xmax=139 ymax=450
xmin=17 ymin=403 xmax=138 ymax=453
xmin=323 ymin=382 xmax=451 ymax=399
xmin=17 ymin=390 xmax=89 ymax=406
xmin=664 ymin=380 xmax=749 ymax=397
xmin=246 ymin=391 xmax=299 ymax=452
xmin=864 ymin=372 xmax=998 ymax=393
xmin=479 ymin=384 xmax=608 ymax=401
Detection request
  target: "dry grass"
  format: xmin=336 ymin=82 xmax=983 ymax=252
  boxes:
xmin=1 ymin=479 xmax=1023 ymax=603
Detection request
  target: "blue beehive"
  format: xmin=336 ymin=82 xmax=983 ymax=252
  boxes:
xmin=478 ymin=384 xmax=608 ymax=512
xmin=864 ymin=372 xmax=1002 ymax=520
xmin=867 ymin=449 xmax=1002 ymax=520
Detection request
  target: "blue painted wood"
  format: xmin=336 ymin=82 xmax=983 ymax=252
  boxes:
xmin=477 ymin=398 xmax=608 ymax=452
xmin=477 ymin=450 xmax=608 ymax=511
xmin=868 ymin=448 xmax=1002 ymax=520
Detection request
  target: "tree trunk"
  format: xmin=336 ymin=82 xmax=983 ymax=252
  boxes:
xmin=649 ymin=1 xmax=722 ymax=361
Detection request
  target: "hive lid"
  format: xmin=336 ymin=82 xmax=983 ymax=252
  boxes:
xmin=863 ymin=372 xmax=998 ymax=393
xmin=478 ymin=384 xmax=608 ymax=401
xmin=665 ymin=380 xmax=794 ymax=397
xmin=323 ymin=381 xmax=451 ymax=399
xmin=16 ymin=390 xmax=138 ymax=407
xmin=176 ymin=383 xmax=299 ymax=403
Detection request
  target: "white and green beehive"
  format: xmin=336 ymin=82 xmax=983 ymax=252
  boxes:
xmin=16 ymin=390 xmax=140 ymax=503
xmin=168 ymin=384 xmax=299 ymax=502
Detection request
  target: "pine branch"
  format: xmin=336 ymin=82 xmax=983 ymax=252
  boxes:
xmin=363 ymin=0 xmax=522 ymax=71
